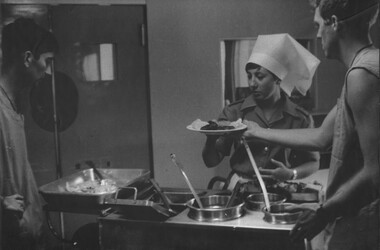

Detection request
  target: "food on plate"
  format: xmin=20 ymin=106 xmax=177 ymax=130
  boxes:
xmin=65 ymin=179 xmax=117 ymax=194
xmin=189 ymin=118 xmax=244 ymax=131
xmin=189 ymin=119 xmax=209 ymax=130
xmin=201 ymin=120 xmax=234 ymax=130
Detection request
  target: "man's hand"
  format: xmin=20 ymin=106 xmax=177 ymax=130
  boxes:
xmin=260 ymin=159 xmax=293 ymax=182
xmin=3 ymin=194 xmax=25 ymax=212
xmin=285 ymin=203 xmax=329 ymax=242
xmin=242 ymin=119 xmax=261 ymax=138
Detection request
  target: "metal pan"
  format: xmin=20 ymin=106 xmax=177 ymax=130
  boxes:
xmin=187 ymin=195 xmax=245 ymax=222
xmin=245 ymin=193 xmax=286 ymax=211
xmin=262 ymin=203 xmax=302 ymax=224
xmin=289 ymin=188 xmax=319 ymax=202
xmin=268 ymin=182 xmax=321 ymax=203
xmin=39 ymin=168 xmax=150 ymax=212
xmin=150 ymin=188 xmax=209 ymax=213
xmin=104 ymin=196 xmax=172 ymax=220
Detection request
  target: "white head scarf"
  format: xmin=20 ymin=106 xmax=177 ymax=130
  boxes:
xmin=247 ymin=33 xmax=320 ymax=96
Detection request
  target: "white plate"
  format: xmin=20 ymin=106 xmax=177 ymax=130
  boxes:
xmin=186 ymin=124 xmax=247 ymax=135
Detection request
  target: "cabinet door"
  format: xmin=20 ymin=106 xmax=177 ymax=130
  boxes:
xmin=52 ymin=5 xmax=151 ymax=243
xmin=50 ymin=5 xmax=152 ymax=172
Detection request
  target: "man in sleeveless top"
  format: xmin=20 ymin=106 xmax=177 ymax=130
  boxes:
xmin=243 ymin=0 xmax=379 ymax=249
xmin=0 ymin=18 xmax=58 ymax=249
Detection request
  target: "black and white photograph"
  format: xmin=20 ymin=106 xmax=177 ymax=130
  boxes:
xmin=0 ymin=0 xmax=379 ymax=249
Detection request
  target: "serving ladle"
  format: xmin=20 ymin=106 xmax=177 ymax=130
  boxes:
xmin=150 ymin=178 xmax=177 ymax=215
xmin=242 ymin=138 xmax=271 ymax=211
xmin=170 ymin=153 xmax=204 ymax=209
xmin=225 ymin=180 xmax=243 ymax=208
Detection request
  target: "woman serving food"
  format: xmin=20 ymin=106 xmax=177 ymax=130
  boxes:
xmin=202 ymin=33 xmax=321 ymax=191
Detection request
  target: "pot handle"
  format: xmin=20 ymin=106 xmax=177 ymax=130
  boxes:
xmin=115 ymin=186 xmax=138 ymax=200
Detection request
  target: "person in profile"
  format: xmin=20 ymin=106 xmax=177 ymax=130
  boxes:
xmin=243 ymin=0 xmax=379 ymax=249
xmin=0 ymin=17 xmax=59 ymax=250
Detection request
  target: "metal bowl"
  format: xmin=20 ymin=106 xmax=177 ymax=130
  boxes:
xmin=187 ymin=195 xmax=245 ymax=222
xmin=245 ymin=193 xmax=286 ymax=211
xmin=262 ymin=203 xmax=303 ymax=224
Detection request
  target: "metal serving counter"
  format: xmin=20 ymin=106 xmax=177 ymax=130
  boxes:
xmin=99 ymin=209 xmax=305 ymax=250
xmin=98 ymin=170 xmax=329 ymax=250
xmin=42 ymin=169 xmax=327 ymax=249
xmin=166 ymin=208 xmax=292 ymax=231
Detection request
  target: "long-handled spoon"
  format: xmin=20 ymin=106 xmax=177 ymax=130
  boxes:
xmin=242 ymin=138 xmax=271 ymax=211
xmin=170 ymin=154 xmax=204 ymax=209
xmin=150 ymin=178 xmax=177 ymax=215
xmin=225 ymin=180 xmax=242 ymax=208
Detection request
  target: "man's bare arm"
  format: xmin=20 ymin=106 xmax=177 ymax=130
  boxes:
xmin=243 ymin=107 xmax=336 ymax=152
xmin=324 ymin=69 xmax=379 ymax=216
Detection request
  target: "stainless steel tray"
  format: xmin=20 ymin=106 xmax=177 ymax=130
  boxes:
xmin=39 ymin=168 xmax=150 ymax=211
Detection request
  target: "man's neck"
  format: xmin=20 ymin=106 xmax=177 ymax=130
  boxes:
xmin=338 ymin=37 xmax=372 ymax=68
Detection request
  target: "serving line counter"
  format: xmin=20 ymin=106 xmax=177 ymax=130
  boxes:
xmin=40 ymin=168 xmax=328 ymax=249
xmin=99 ymin=208 xmax=304 ymax=250
xmin=98 ymin=169 xmax=328 ymax=250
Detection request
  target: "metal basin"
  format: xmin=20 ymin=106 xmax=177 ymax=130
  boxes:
xmin=262 ymin=203 xmax=303 ymax=224
xmin=149 ymin=190 xmax=200 ymax=214
xmin=187 ymin=195 xmax=245 ymax=222
xmin=245 ymin=193 xmax=286 ymax=211
xmin=39 ymin=168 xmax=150 ymax=211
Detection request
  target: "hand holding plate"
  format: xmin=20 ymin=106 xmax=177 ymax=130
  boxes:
xmin=187 ymin=118 xmax=247 ymax=136
xmin=242 ymin=119 xmax=262 ymax=138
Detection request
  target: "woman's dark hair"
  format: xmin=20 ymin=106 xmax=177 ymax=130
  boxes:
xmin=245 ymin=62 xmax=280 ymax=81
xmin=1 ymin=18 xmax=59 ymax=71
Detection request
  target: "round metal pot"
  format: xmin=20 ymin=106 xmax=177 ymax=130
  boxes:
xmin=245 ymin=193 xmax=286 ymax=211
xmin=262 ymin=203 xmax=303 ymax=224
xmin=187 ymin=195 xmax=245 ymax=222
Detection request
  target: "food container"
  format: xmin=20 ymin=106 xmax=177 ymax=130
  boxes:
xmin=156 ymin=190 xmax=199 ymax=212
xmin=164 ymin=191 xmax=195 ymax=205
xmin=268 ymin=182 xmax=321 ymax=203
xmin=245 ymin=193 xmax=286 ymax=211
xmin=39 ymin=168 xmax=150 ymax=212
xmin=289 ymin=188 xmax=319 ymax=202
xmin=187 ymin=195 xmax=245 ymax=222
xmin=104 ymin=197 xmax=173 ymax=220
xmin=262 ymin=203 xmax=303 ymax=224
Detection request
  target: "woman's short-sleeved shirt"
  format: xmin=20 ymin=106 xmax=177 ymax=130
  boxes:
xmin=217 ymin=92 xmax=315 ymax=176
